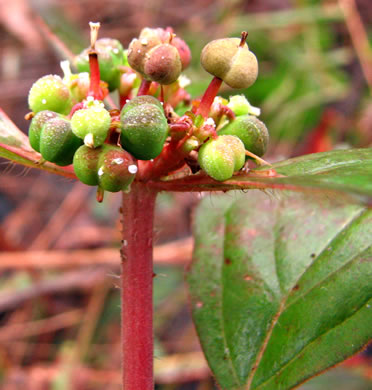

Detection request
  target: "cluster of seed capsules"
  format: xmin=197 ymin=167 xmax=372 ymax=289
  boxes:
xmin=26 ymin=25 xmax=269 ymax=197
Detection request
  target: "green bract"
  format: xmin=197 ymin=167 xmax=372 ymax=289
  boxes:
xmin=198 ymin=135 xmax=245 ymax=181
xmin=71 ymin=103 xmax=111 ymax=148
xmin=200 ymin=38 xmax=258 ymax=89
xmin=73 ymin=144 xmax=137 ymax=192
xmin=120 ymin=96 xmax=168 ymax=160
xmin=218 ymin=115 xmax=269 ymax=157
xmin=36 ymin=117 xmax=82 ymax=166
xmin=28 ymin=75 xmax=73 ymax=115
xmin=76 ymin=38 xmax=125 ymax=91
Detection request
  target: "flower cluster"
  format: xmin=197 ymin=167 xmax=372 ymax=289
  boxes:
xmin=25 ymin=23 xmax=269 ymax=200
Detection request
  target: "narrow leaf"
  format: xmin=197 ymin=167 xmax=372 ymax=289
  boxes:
xmin=187 ymin=191 xmax=372 ymax=390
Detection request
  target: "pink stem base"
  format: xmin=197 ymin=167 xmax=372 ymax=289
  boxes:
xmin=121 ymin=182 xmax=157 ymax=390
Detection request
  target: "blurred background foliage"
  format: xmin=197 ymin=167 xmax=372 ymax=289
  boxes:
xmin=0 ymin=0 xmax=371 ymax=389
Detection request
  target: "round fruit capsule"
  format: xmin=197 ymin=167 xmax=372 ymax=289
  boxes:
xmin=127 ymin=28 xmax=185 ymax=85
xmin=200 ymin=37 xmax=258 ymax=89
xmin=97 ymin=145 xmax=137 ymax=192
xmin=120 ymin=96 xmax=168 ymax=160
xmin=172 ymin=36 xmax=191 ymax=70
xmin=143 ymin=44 xmax=182 ymax=85
xmin=28 ymin=75 xmax=73 ymax=114
xmin=127 ymin=30 xmax=162 ymax=75
xmin=198 ymin=137 xmax=235 ymax=181
xmin=198 ymin=135 xmax=245 ymax=181
xmin=73 ymin=144 xmax=137 ymax=192
xmin=39 ymin=117 xmax=82 ymax=166
xmin=71 ymin=104 xmax=111 ymax=148
xmin=223 ymin=135 xmax=246 ymax=171
xmin=28 ymin=110 xmax=59 ymax=152
xmin=218 ymin=115 xmax=269 ymax=157
xmin=73 ymin=145 xmax=101 ymax=186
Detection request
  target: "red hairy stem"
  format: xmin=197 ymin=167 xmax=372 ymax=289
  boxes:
xmin=137 ymin=141 xmax=188 ymax=181
xmin=195 ymin=76 xmax=223 ymax=118
xmin=137 ymin=79 xmax=152 ymax=96
xmin=121 ymin=182 xmax=157 ymax=390
xmin=88 ymin=51 xmax=104 ymax=100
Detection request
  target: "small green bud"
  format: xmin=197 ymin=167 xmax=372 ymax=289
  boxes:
xmin=120 ymin=96 xmax=168 ymax=160
xmin=28 ymin=110 xmax=59 ymax=152
xmin=218 ymin=115 xmax=269 ymax=157
xmin=69 ymin=72 xmax=90 ymax=102
xmin=227 ymin=95 xmax=261 ymax=117
xmin=28 ymin=75 xmax=73 ymax=114
xmin=200 ymin=37 xmax=258 ymax=89
xmin=39 ymin=117 xmax=82 ymax=166
xmin=71 ymin=102 xmax=111 ymax=148
xmin=198 ymin=135 xmax=245 ymax=181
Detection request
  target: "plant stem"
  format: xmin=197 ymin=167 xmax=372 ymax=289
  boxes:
xmin=121 ymin=182 xmax=157 ymax=390
xmin=88 ymin=22 xmax=104 ymax=101
xmin=137 ymin=79 xmax=152 ymax=96
xmin=88 ymin=52 xmax=103 ymax=100
xmin=196 ymin=76 xmax=223 ymax=118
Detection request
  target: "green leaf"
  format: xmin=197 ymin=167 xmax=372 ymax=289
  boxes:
xmin=0 ymin=109 xmax=33 ymax=150
xmin=256 ymin=148 xmax=372 ymax=202
xmin=154 ymin=148 xmax=372 ymax=204
xmin=0 ymin=108 xmax=76 ymax=179
xmin=187 ymin=191 xmax=372 ymax=390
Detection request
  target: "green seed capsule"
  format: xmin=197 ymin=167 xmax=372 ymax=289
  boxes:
xmin=198 ymin=135 xmax=245 ymax=181
xmin=71 ymin=104 xmax=111 ymax=148
xmin=224 ymin=135 xmax=246 ymax=171
xmin=97 ymin=145 xmax=137 ymax=192
xmin=218 ymin=115 xmax=269 ymax=157
xmin=73 ymin=145 xmax=101 ymax=185
xmin=28 ymin=75 xmax=73 ymax=115
xmin=39 ymin=117 xmax=82 ymax=166
xmin=73 ymin=144 xmax=137 ymax=192
xmin=28 ymin=110 xmax=60 ymax=152
xmin=120 ymin=96 xmax=168 ymax=160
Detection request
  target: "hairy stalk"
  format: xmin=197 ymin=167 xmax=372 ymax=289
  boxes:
xmin=121 ymin=182 xmax=157 ymax=390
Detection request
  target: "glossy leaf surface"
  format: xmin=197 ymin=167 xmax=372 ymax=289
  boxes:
xmin=188 ymin=191 xmax=372 ymax=390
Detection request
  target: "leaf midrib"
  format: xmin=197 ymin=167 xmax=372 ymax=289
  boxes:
xmin=253 ymin=295 xmax=372 ymax=390
xmin=245 ymin=205 xmax=366 ymax=389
